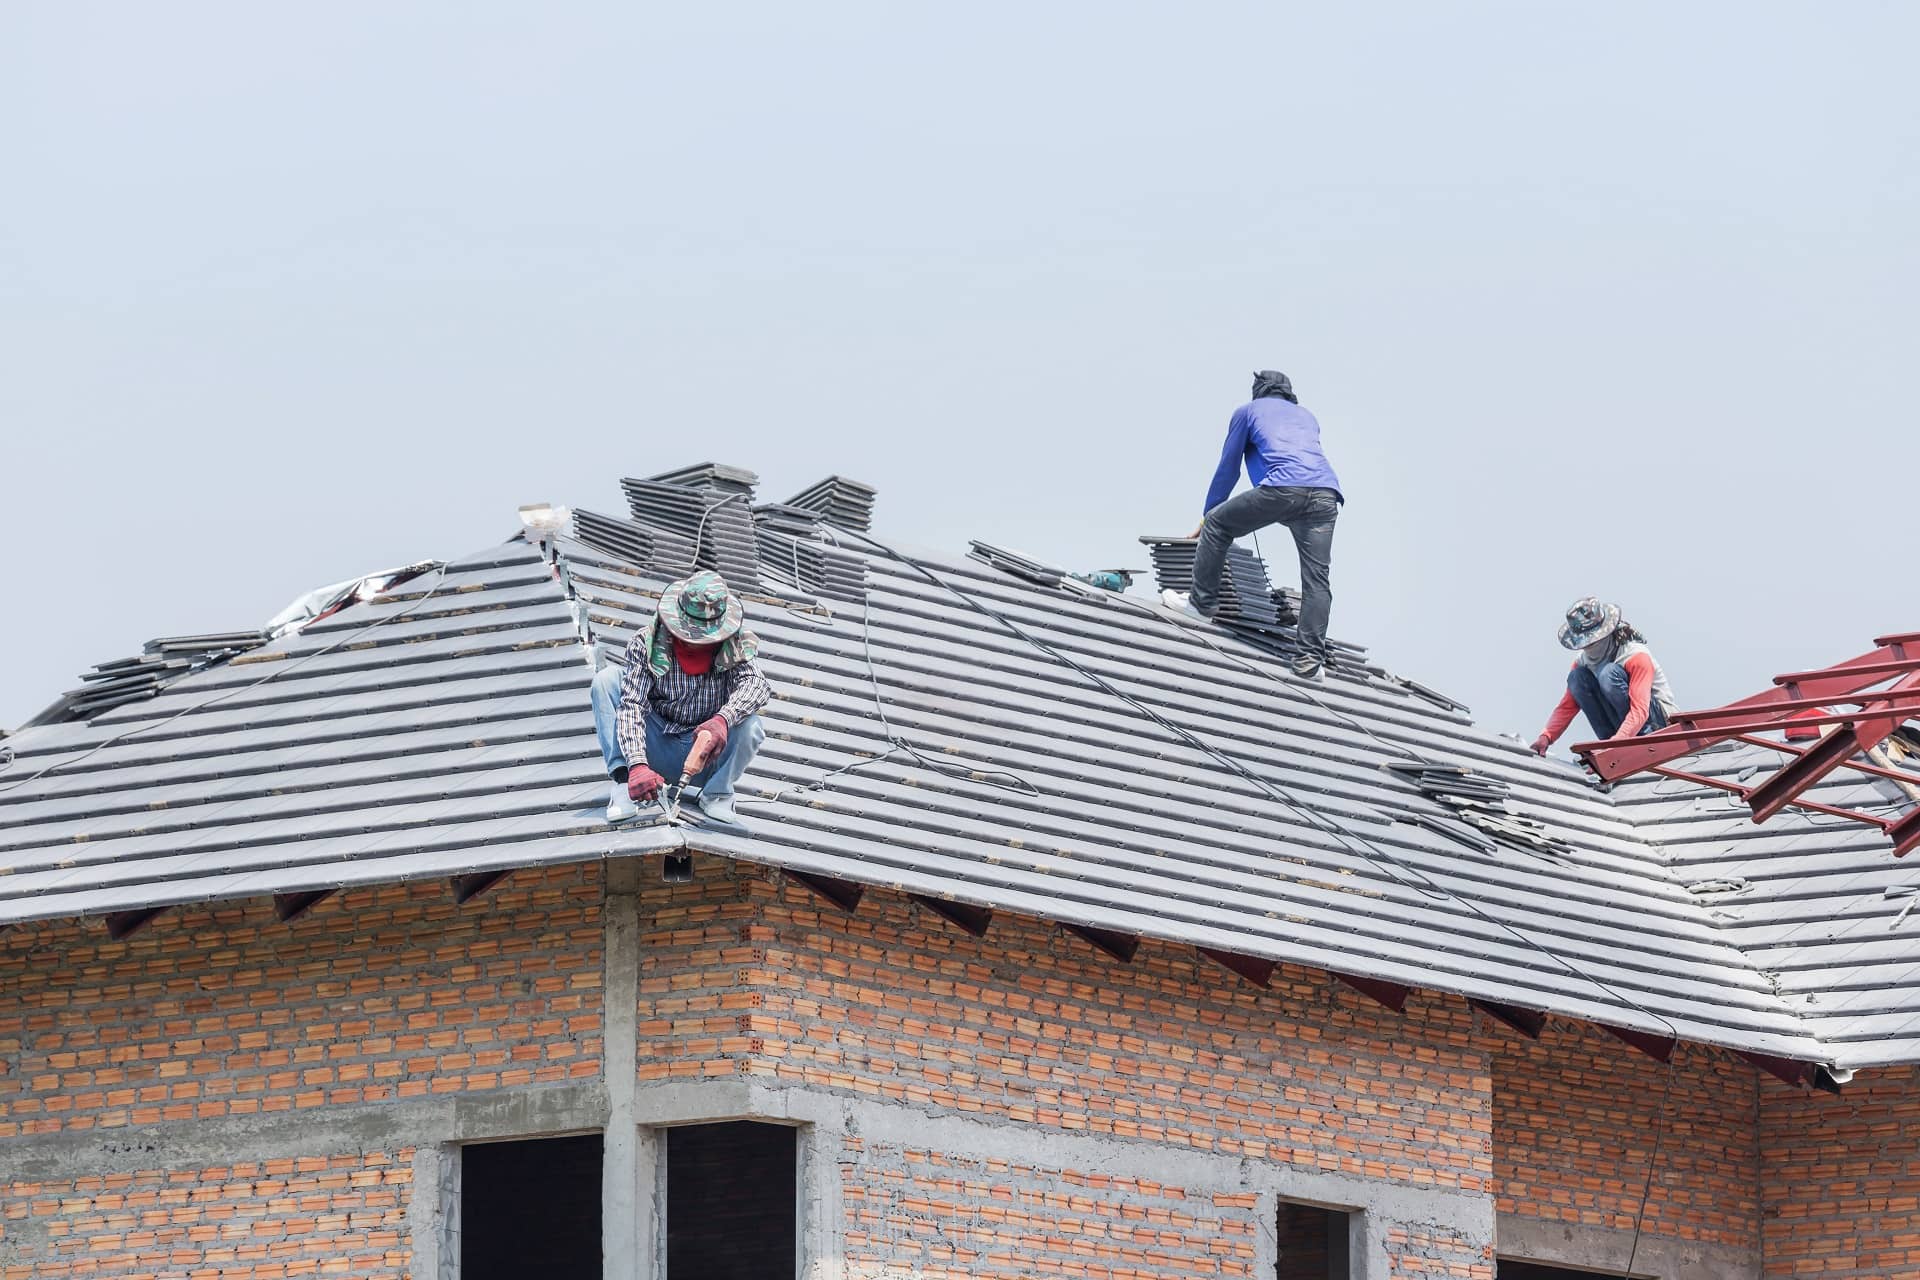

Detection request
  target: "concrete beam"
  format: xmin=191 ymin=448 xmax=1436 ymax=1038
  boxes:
xmin=603 ymin=860 xmax=646 ymax=1280
xmin=1497 ymin=1212 xmax=1760 ymax=1280
xmin=4 ymin=1084 xmax=610 ymax=1184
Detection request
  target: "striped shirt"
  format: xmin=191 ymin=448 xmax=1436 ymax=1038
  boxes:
xmin=613 ymin=635 xmax=773 ymax=767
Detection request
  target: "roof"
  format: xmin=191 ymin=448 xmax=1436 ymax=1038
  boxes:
xmin=2 ymin=470 xmax=1915 ymax=1075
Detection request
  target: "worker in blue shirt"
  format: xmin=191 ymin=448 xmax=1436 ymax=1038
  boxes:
xmin=1162 ymin=370 xmax=1344 ymax=680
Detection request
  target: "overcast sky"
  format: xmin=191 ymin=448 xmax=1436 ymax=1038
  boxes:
xmin=4 ymin=3 xmax=1915 ymax=744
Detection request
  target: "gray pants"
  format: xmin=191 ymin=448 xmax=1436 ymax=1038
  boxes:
xmin=1190 ymin=485 xmax=1339 ymax=661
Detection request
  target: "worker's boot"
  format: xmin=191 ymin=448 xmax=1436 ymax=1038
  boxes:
xmin=606 ymin=780 xmax=640 ymax=824
xmin=1291 ymin=653 xmax=1324 ymax=682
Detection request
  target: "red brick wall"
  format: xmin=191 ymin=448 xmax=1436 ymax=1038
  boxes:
xmin=1385 ymin=1224 xmax=1494 ymax=1278
xmin=1492 ymin=1018 xmax=1761 ymax=1252
xmin=0 ymin=864 xmax=604 ymax=1138
xmin=1 ymin=1151 xmax=411 ymax=1279
xmin=839 ymin=1140 xmax=1262 ymax=1278
xmin=637 ymin=858 xmax=1493 ymax=1194
xmin=1760 ymin=1065 xmax=1920 ymax=1278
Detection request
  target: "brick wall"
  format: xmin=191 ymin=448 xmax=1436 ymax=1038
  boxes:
xmin=636 ymin=857 xmax=1493 ymax=1194
xmin=8 ymin=851 xmax=1865 ymax=1279
xmin=0 ymin=863 xmax=604 ymax=1138
xmin=1492 ymin=1017 xmax=1761 ymax=1252
xmin=1760 ymin=1065 xmax=1920 ymax=1278
xmin=1 ymin=1150 xmax=411 ymax=1279
xmin=839 ymin=1139 xmax=1262 ymax=1278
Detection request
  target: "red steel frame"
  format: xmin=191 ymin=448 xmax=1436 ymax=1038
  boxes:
xmin=1577 ymin=631 xmax=1920 ymax=857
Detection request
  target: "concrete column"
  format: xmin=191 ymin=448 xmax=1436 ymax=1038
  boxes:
xmin=603 ymin=860 xmax=646 ymax=1279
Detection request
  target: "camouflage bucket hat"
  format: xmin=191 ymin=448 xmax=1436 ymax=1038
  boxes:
xmin=657 ymin=570 xmax=744 ymax=646
xmin=1557 ymin=596 xmax=1622 ymax=650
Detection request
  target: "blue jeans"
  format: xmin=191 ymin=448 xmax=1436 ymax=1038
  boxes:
xmin=1568 ymin=662 xmax=1671 ymax=739
xmin=589 ymin=664 xmax=766 ymax=802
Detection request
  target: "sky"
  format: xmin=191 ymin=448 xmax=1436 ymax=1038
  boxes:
xmin=3 ymin=2 xmax=1915 ymax=743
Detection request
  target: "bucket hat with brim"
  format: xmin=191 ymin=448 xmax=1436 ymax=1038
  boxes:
xmin=657 ymin=570 xmax=744 ymax=646
xmin=1558 ymin=596 xmax=1622 ymax=650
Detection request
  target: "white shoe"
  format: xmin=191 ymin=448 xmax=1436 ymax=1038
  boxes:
xmin=606 ymin=780 xmax=640 ymax=824
xmin=1160 ymin=589 xmax=1210 ymax=623
xmin=690 ymin=792 xmax=750 ymax=835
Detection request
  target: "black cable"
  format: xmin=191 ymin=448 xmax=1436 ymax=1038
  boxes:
xmin=1622 ymin=1053 xmax=1678 ymax=1280
xmin=0 ymin=560 xmax=454 ymax=795
xmin=739 ymin=590 xmax=1040 ymax=808
xmin=835 ymin=528 xmax=1684 ymax=1278
xmin=834 ymin=526 xmax=1684 ymax=1030
xmin=1100 ymin=587 xmax=1421 ymax=763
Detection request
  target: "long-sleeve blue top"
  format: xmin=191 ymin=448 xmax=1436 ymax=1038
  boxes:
xmin=1203 ymin=398 xmax=1344 ymax=514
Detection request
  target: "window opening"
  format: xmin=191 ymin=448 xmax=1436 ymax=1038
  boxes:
xmin=1277 ymin=1200 xmax=1353 ymax=1279
xmin=666 ymin=1121 xmax=798 ymax=1279
xmin=460 ymin=1133 xmax=603 ymax=1280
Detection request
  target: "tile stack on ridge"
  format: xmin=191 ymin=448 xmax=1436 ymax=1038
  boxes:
xmin=753 ymin=502 xmax=869 ymax=604
xmin=786 ymin=475 xmax=877 ymax=532
xmin=571 ymin=509 xmax=698 ymax=574
xmin=1140 ymin=536 xmax=1281 ymax=628
xmin=1140 ymin=534 xmax=1377 ymax=672
xmin=620 ymin=462 xmax=762 ymax=588
xmin=46 ymin=631 xmax=272 ymax=723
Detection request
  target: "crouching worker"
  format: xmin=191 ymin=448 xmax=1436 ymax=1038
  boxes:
xmin=589 ymin=570 xmax=771 ymax=834
xmin=1532 ymin=597 xmax=1677 ymax=756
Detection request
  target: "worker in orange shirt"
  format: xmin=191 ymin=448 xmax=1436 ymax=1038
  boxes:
xmin=1532 ymin=598 xmax=1679 ymax=755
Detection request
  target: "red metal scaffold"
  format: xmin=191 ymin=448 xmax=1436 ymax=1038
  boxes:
xmin=1577 ymin=631 xmax=1920 ymax=857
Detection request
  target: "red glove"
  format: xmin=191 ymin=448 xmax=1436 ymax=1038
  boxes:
xmin=1530 ymin=734 xmax=1552 ymax=757
xmin=686 ymin=717 xmax=729 ymax=774
xmin=628 ymin=765 xmax=666 ymax=803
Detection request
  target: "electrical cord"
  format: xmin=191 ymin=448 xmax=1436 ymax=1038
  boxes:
xmin=1623 ymin=1053 xmax=1677 ymax=1280
xmin=1100 ymin=586 xmax=1422 ymax=764
xmin=837 ymin=527 xmax=1682 ymax=1018
xmin=738 ymin=589 xmax=1040 ymax=808
xmin=0 ymin=560 xmax=454 ymax=796
xmin=830 ymin=526 xmax=1682 ymax=1280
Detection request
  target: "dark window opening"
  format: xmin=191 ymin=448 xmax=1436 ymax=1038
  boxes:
xmin=1277 ymin=1200 xmax=1352 ymax=1279
xmin=667 ymin=1121 xmax=797 ymax=1279
xmin=461 ymin=1133 xmax=603 ymax=1280
xmin=1499 ymin=1263 xmax=1642 ymax=1279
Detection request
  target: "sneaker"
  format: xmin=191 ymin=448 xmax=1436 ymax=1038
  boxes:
xmin=1160 ymin=589 xmax=1211 ymax=624
xmin=689 ymin=792 xmax=750 ymax=836
xmin=1291 ymin=654 xmax=1324 ymax=682
xmin=606 ymin=780 xmax=640 ymax=824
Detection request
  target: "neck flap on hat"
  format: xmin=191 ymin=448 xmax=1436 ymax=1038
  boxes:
xmin=641 ymin=615 xmax=758 ymax=678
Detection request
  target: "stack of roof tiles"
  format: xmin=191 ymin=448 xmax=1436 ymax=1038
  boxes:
xmin=1140 ymin=537 xmax=1282 ymax=627
xmin=39 ymin=631 xmax=272 ymax=724
xmin=571 ymin=509 xmax=698 ymax=573
xmin=786 ymin=475 xmax=877 ymax=532
xmin=620 ymin=463 xmax=762 ymax=587
xmin=753 ymin=501 xmax=869 ymax=604
xmin=967 ymin=541 xmax=1066 ymax=589
xmin=1139 ymin=536 xmax=1372 ymax=670
xmin=1383 ymin=759 xmax=1573 ymax=858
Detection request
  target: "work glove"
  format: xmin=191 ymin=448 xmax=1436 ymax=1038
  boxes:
xmin=1530 ymin=734 xmax=1551 ymax=757
xmin=685 ymin=716 xmax=729 ymax=775
xmin=628 ymin=765 xmax=667 ymax=804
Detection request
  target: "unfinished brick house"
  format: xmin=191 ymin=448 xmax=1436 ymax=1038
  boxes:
xmin=3 ymin=464 xmax=1917 ymax=1279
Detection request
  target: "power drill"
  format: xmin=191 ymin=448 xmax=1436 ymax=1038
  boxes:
xmin=1070 ymin=569 xmax=1137 ymax=593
